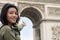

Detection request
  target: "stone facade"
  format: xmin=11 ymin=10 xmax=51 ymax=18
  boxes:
xmin=19 ymin=0 xmax=60 ymax=3
xmin=0 ymin=0 xmax=60 ymax=40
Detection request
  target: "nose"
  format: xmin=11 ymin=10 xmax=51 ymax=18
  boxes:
xmin=13 ymin=13 xmax=18 ymax=18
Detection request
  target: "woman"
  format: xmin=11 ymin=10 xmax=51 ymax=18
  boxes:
xmin=0 ymin=3 xmax=25 ymax=40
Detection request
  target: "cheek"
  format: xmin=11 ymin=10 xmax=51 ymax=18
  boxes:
xmin=6 ymin=13 xmax=12 ymax=22
xmin=17 ymin=15 xmax=19 ymax=19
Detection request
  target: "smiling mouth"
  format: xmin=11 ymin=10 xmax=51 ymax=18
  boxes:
xmin=10 ymin=17 xmax=17 ymax=21
xmin=12 ymin=19 xmax=17 ymax=21
xmin=11 ymin=18 xmax=17 ymax=21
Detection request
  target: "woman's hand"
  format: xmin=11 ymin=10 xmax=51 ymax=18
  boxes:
xmin=21 ymin=21 xmax=26 ymax=27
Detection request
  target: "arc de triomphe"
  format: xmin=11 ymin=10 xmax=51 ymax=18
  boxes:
xmin=0 ymin=0 xmax=60 ymax=40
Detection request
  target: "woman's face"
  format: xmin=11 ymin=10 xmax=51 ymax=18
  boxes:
xmin=6 ymin=7 xmax=18 ymax=24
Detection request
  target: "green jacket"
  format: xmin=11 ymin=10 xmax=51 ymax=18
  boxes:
xmin=0 ymin=24 xmax=24 ymax=40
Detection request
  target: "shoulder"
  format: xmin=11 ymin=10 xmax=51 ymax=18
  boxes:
xmin=1 ymin=25 xmax=11 ymax=31
xmin=0 ymin=25 xmax=11 ymax=36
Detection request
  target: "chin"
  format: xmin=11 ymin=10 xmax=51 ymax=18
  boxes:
xmin=12 ymin=21 xmax=16 ymax=23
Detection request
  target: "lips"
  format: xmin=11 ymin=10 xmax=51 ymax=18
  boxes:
xmin=11 ymin=17 xmax=17 ymax=21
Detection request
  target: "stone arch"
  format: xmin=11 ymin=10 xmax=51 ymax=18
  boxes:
xmin=20 ymin=7 xmax=43 ymax=26
xmin=20 ymin=6 xmax=44 ymax=18
xmin=20 ymin=7 xmax=42 ymax=40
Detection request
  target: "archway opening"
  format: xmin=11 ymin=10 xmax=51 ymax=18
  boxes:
xmin=20 ymin=7 xmax=42 ymax=40
xmin=20 ymin=7 xmax=42 ymax=26
xmin=19 ymin=17 xmax=33 ymax=40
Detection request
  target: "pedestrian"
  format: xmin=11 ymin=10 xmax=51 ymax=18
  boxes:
xmin=0 ymin=3 xmax=26 ymax=40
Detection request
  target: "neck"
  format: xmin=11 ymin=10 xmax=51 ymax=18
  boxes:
xmin=8 ymin=23 xmax=13 ymax=27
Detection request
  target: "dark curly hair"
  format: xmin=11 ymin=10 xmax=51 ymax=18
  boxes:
xmin=0 ymin=3 xmax=19 ymax=25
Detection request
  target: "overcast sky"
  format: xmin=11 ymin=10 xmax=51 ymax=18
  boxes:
xmin=19 ymin=17 xmax=33 ymax=40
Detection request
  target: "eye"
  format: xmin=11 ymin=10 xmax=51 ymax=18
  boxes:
xmin=9 ymin=11 xmax=18 ymax=15
xmin=10 ymin=12 xmax=13 ymax=14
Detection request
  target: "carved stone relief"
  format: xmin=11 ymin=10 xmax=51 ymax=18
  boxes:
xmin=34 ymin=4 xmax=45 ymax=13
xmin=18 ymin=3 xmax=45 ymax=16
xmin=48 ymin=7 xmax=60 ymax=16
xmin=52 ymin=26 xmax=60 ymax=40
xmin=18 ymin=3 xmax=31 ymax=13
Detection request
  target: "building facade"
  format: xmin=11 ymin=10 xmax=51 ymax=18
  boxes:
xmin=0 ymin=0 xmax=60 ymax=40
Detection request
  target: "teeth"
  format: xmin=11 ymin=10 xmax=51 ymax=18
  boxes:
xmin=11 ymin=18 xmax=17 ymax=21
xmin=12 ymin=19 xmax=16 ymax=20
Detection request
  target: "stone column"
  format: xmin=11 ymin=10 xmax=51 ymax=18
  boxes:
xmin=33 ymin=23 xmax=41 ymax=40
xmin=40 ymin=4 xmax=60 ymax=40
